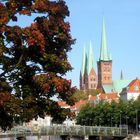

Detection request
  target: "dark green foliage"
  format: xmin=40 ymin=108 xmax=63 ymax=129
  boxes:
xmin=76 ymin=98 xmax=140 ymax=131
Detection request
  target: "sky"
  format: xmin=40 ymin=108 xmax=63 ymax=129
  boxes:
xmin=64 ymin=0 xmax=140 ymax=88
xmin=8 ymin=0 xmax=140 ymax=89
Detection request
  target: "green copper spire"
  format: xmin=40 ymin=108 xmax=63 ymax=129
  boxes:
xmin=99 ymin=18 xmax=111 ymax=61
xmin=120 ymin=70 xmax=124 ymax=80
xmin=81 ymin=47 xmax=86 ymax=76
xmin=87 ymin=41 xmax=94 ymax=74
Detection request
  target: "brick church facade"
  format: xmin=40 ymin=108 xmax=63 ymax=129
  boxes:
xmin=80 ymin=19 xmax=112 ymax=90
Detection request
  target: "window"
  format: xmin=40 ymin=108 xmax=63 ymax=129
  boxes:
xmin=91 ymin=84 xmax=96 ymax=89
xmin=134 ymin=86 xmax=139 ymax=91
xmin=91 ymin=78 xmax=93 ymax=81
xmin=91 ymin=77 xmax=96 ymax=81
xmin=104 ymin=67 xmax=107 ymax=71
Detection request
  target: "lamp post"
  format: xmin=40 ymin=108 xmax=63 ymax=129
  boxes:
xmin=89 ymin=118 xmax=92 ymax=126
xmin=125 ymin=115 xmax=128 ymax=128
xmin=86 ymin=118 xmax=88 ymax=126
xmin=110 ymin=117 xmax=112 ymax=127
xmin=119 ymin=111 xmax=122 ymax=136
xmin=120 ymin=111 xmax=122 ymax=128
xmin=99 ymin=118 xmax=101 ymax=126
xmin=82 ymin=119 xmax=85 ymax=126
xmin=111 ymin=117 xmax=113 ymax=127
xmin=136 ymin=110 xmax=138 ymax=133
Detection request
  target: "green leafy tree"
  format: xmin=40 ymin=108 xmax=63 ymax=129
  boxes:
xmin=86 ymin=89 xmax=102 ymax=96
xmin=0 ymin=0 xmax=76 ymax=130
xmin=73 ymin=89 xmax=101 ymax=102
xmin=73 ymin=89 xmax=88 ymax=101
xmin=76 ymin=98 xmax=140 ymax=131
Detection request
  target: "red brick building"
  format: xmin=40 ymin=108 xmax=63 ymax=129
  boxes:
xmin=80 ymin=19 xmax=112 ymax=91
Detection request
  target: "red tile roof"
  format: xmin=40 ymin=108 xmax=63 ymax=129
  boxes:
xmin=58 ymin=93 xmax=119 ymax=111
xmin=88 ymin=93 xmax=119 ymax=102
xmin=71 ymin=100 xmax=87 ymax=110
xmin=58 ymin=101 xmax=69 ymax=108
xmin=58 ymin=100 xmax=87 ymax=110
xmin=99 ymin=93 xmax=119 ymax=100
xmin=127 ymin=78 xmax=140 ymax=92
xmin=88 ymin=95 xmax=96 ymax=101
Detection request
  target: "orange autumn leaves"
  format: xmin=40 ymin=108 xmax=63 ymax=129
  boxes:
xmin=0 ymin=0 xmax=76 ymax=128
xmin=0 ymin=3 xmax=9 ymax=25
xmin=0 ymin=92 xmax=11 ymax=106
xmin=25 ymin=23 xmax=46 ymax=52
xmin=33 ymin=73 xmax=76 ymax=102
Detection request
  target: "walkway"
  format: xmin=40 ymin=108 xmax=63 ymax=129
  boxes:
xmin=0 ymin=125 xmax=128 ymax=139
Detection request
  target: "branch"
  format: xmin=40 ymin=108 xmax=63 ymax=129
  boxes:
xmin=15 ymin=54 xmax=24 ymax=67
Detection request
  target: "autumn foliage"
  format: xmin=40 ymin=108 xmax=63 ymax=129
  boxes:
xmin=0 ymin=0 xmax=76 ymax=130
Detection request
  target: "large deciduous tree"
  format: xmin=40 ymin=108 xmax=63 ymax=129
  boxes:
xmin=0 ymin=0 xmax=76 ymax=130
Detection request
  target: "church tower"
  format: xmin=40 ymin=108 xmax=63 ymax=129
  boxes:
xmin=97 ymin=19 xmax=112 ymax=89
xmin=85 ymin=42 xmax=97 ymax=89
xmin=80 ymin=43 xmax=97 ymax=90
xmin=80 ymin=47 xmax=87 ymax=90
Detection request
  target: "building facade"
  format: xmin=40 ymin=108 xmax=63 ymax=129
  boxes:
xmin=80 ymin=43 xmax=98 ymax=90
xmin=80 ymin=19 xmax=112 ymax=90
xmin=120 ymin=78 xmax=140 ymax=101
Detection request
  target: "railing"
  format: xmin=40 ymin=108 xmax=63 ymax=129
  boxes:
xmin=40 ymin=125 xmax=128 ymax=137
xmin=0 ymin=125 xmax=128 ymax=138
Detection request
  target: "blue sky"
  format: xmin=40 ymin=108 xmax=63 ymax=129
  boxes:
xmin=9 ymin=0 xmax=140 ymax=89
xmin=65 ymin=0 xmax=140 ymax=88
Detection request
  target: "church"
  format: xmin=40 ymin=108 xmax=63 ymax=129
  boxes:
xmin=80 ymin=19 xmax=130 ymax=94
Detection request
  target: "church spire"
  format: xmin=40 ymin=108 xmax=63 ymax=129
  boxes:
xmin=81 ymin=46 xmax=86 ymax=76
xmin=99 ymin=18 xmax=111 ymax=61
xmin=87 ymin=41 xmax=94 ymax=74
xmin=120 ymin=70 xmax=124 ymax=80
xmin=97 ymin=18 xmax=112 ymax=88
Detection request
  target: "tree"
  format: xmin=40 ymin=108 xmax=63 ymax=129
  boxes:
xmin=76 ymin=98 xmax=140 ymax=130
xmin=72 ymin=89 xmax=88 ymax=101
xmin=73 ymin=89 xmax=101 ymax=102
xmin=86 ymin=89 xmax=102 ymax=96
xmin=0 ymin=0 xmax=76 ymax=130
